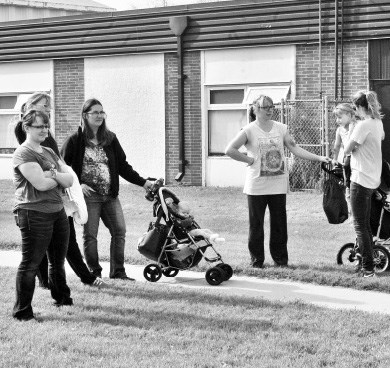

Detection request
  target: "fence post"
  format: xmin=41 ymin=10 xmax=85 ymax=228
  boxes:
xmin=324 ymin=95 xmax=329 ymax=157
xmin=281 ymin=98 xmax=285 ymax=125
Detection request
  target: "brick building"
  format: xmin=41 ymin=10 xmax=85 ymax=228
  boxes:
xmin=0 ymin=0 xmax=389 ymax=186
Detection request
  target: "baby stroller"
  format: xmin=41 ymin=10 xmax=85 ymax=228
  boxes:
xmin=336 ymin=187 xmax=390 ymax=273
xmin=137 ymin=179 xmax=233 ymax=285
xmin=321 ymin=162 xmax=390 ymax=273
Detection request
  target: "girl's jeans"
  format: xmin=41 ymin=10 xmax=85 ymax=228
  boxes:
xmin=350 ymin=181 xmax=375 ymax=272
xmin=247 ymin=194 xmax=288 ymax=267
xmin=83 ymin=192 xmax=127 ymax=278
xmin=13 ymin=208 xmax=71 ymax=320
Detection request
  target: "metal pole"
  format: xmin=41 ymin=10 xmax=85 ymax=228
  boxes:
xmin=324 ymin=95 xmax=329 ymax=157
xmin=340 ymin=0 xmax=344 ymax=99
xmin=318 ymin=0 xmax=322 ymax=98
xmin=334 ymin=0 xmax=339 ymax=99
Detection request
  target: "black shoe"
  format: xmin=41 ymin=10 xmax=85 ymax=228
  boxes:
xmin=14 ymin=315 xmax=36 ymax=322
xmin=53 ymin=298 xmax=73 ymax=307
xmin=251 ymin=262 xmax=263 ymax=269
xmin=111 ymin=276 xmax=135 ymax=281
xmin=274 ymin=262 xmax=288 ymax=268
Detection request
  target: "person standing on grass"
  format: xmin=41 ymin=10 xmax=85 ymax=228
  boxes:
xmin=332 ymin=103 xmax=358 ymax=202
xmin=225 ymin=94 xmax=330 ymax=268
xmin=12 ymin=109 xmax=74 ymax=321
xmin=16 ymin=92 xmax=106 ymax=289
xmin=344 ymin=90 xmax=385 ymax=278
xmin=61 ymin=98 xmax=153 ymax=280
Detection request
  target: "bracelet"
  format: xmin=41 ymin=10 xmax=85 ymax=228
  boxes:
xmin=50 ymin=167 xmax=58 ymax=178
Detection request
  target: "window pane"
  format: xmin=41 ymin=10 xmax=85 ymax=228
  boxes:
xmin=0 ymin=96 xmax=17 ymax=109
xmin=0 ymin=114 xmax=19 ymax=148
xmin=208 ymin=110 xmax=246 ymax=155
xmin=210 ymin=89 xmax=244 ymax=104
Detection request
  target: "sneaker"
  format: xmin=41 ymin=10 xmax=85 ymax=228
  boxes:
xmin=91 ymin=277 xmax=107 ymax=288
xmin=360 ymin=270 xmax=376 ymax=278
xmin=111 ymin=276 xmax=135 ymax=281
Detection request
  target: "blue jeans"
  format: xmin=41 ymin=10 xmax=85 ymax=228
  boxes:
xmin=83 ymin=192 xmax=127 ymax=278
xmin=350 ymin=182 xmax=375 ymax=271
xmin=247 ymin=194 xmax=288 ymax=267
xmin=13 ymin=209 xmax=71 ymax=320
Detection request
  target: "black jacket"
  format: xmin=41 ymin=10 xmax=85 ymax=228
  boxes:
xmin=61 ymin=127 xmax=146 ymax=198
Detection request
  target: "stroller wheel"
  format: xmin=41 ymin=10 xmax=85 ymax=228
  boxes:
xmin=162 ymin=267 xmax=179 ymax=277
xmin=205 ymin=267 xmax=225 ymax=286
xmin=217 ymin=263 xmax=233 ymax=281
xmin=143 ymin=264 xmax=162 ymax=282
xmin=336 ymin=243 xmax=358 ymax=267
xmin=373 ymin=244 xmax=390 ymax=273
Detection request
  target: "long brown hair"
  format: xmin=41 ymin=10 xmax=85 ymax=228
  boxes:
xmin=80 ymin=98 xmax=114 ymax=146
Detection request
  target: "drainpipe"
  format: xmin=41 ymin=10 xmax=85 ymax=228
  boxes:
xmin=169 ymin=16 xmax=188 ymax=182
xmin=340 ymin=0 xmax=344 ymax=99
xmin=318 ymin=0 xmax=322 ymax=98
xmin=334 ymin=0 xmax=339 ymax=99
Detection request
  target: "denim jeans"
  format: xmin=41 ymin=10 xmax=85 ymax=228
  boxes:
xmin=83 ymin=192 xmax=127 ymax=278
xmin=13 ymin=208 xmax=71 ymax=320
xmin=247 ymin=194 xmax=288 ymax=267
xmin=37 ymin=218 xmax=96 ymax=286
xmin=350 ymin=182 xmax=375 ymax=272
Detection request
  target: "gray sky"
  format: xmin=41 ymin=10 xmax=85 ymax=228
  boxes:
xmin=94 ymin=0 xmax=216 ymax=11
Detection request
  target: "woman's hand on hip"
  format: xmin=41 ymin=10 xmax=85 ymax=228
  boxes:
xmin=81 ymin=184 xmax=95 ymax=197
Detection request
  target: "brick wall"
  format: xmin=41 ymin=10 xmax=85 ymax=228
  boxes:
xmin=165 ymin=51 xmax=202 ymax=186
xmin=53 ymin=58 xmax=84 ymax=149
xmin=296 ymin=41 xmax=368 ymax=100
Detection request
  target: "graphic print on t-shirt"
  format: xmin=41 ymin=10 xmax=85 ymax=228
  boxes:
xmin=258 ymin=136 xmax=285 ymax=176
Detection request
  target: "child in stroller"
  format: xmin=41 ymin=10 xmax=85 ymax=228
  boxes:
xmin=138 ymin=178 xmax=233 ymax=285
xmin=325 ymin=161 xmax=390 ymax=273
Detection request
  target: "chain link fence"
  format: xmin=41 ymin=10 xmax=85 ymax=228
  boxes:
xmin=273 ymin=97 xmax=351 ymax=192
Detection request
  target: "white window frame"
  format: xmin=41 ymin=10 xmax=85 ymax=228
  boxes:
xmin=206 ymin=85 xmax=247 ymax=156
xmin=206 ymin=83 xmax=291 ymax=157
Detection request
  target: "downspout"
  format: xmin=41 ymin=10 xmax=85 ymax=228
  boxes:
xmin=169 ymin=16 xmax=188 ymax=182
xmin=334 ymin=0 xmax=339 ymax=99
xmin=340 ymin=0 xmax=344 ymax=99
xmin=318 ymin=0 xmax=322 ymax=98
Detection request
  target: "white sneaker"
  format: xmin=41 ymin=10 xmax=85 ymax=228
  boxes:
xmin=91 ymin=277 xmax=107 ymax=288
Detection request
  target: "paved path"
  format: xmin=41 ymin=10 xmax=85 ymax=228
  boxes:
xmin=2 ymin=250 xmax=390 ymax=314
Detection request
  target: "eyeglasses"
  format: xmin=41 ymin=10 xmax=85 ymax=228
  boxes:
xmin=87 ymin=111 xmax=107 ymax=118
xmin=29 ymin=124 xmax=50 ymax=130
xmin=259 ymin=105 xmax=275 ymax=111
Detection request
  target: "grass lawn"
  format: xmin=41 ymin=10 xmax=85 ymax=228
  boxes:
xmin=3 ymin=179 xmax=390 ymax=293
xmin=1 ymin=267 xmax=390 ymax=368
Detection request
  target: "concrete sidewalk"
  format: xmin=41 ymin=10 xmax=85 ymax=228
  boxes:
xmin=2 ymin=249 xmax=390 ymax=315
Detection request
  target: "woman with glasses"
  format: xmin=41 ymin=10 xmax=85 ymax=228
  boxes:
xmin=61 ymin=98 xmax=152 ymax=280
xmin=344 ymin=90 xmax=385 ymax=278
xmin=225 ymin=95 xmax=330 ymax=268
xmin=15 ymin=93 xmax=105 ymax=289
xmin=12 ymin=109 xmax=74 ymax=321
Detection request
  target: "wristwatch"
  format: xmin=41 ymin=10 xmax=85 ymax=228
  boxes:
xmin=50 ymin=167 xmax=58 ymax=178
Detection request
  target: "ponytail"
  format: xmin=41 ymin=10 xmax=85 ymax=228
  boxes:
xmin=14 ymin=120 xmax=26 ymax=144
xmin=353 ymin=90 xmax=384 ymax=120
xmin=365 ymin=91 xmax=384 ymax=120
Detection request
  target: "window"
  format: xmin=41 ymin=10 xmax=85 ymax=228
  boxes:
xmin=207 ymin=84 xmax=291 ymax=156
xmin=0 ymin=93 xmax=33 ymax=154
